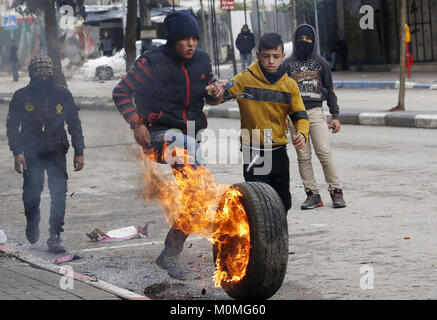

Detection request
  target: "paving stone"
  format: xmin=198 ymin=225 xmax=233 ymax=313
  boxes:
xmin=0 ymin=256 xmax=122 ymax=300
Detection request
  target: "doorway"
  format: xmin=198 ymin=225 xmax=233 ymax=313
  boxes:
xmin=395 ymin=0 xmax=434 ymax=62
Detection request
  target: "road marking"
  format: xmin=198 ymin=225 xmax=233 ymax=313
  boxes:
xmin=79 ymin=236 xmax=205 ymax=253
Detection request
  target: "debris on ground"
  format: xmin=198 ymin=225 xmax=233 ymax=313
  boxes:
xmin=53 ymin=254 xmax=82 ymax=264
xmin=144 ymin=280 xmax=172 ymax=295
xmin=95 ymin=65 xmax=114 ymax=81
xmin=144 ymin=280 xmax=186 ymax=299
xmin=0 ymin=230 xmax=7 ymax=244
xmin=86 ymin=223 xmax=149 ymax=242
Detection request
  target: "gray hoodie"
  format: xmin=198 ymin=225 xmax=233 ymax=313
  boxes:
xmin=283 ymin=24 xmax=339 ymax=119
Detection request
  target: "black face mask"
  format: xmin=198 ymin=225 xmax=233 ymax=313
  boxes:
xmin=295 ymin=41 xmax=314 ymax=59
xmin=30 ymin=77 xmax=56 ymax=93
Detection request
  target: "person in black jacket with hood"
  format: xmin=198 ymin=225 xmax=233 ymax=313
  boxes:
xmin=236 ymin=24 xmax=255 ymax=71
xmin=99 ymin=31 xmax=116 ymax=57
xmin=6 ymin=55 xmax=85 ymax=253
xmin=113 ymin=11 xmax=224 ymax=280
xmin=283 ymin=24 xmax=346 ymax=210
xmin=9 ymin=39 xmax=19 ymax=82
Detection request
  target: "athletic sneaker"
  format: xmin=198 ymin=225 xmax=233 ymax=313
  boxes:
xmin=301 ymin=191 xmax=324 ymax=210
xmin=330 ymin=189 xmax=347 ymax=208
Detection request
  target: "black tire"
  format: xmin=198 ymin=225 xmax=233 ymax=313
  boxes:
xmin=213 ymin=182 xmax=288 ymax=300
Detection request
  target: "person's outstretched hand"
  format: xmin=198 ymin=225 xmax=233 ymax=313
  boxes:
xmin=134 ymin=124 xmax=151 ymax=147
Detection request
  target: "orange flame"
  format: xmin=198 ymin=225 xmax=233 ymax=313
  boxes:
xmin=212 ymin=188 xmax=251 ymax=287
xmin=140 ymin=146 xmax=251 ymax=286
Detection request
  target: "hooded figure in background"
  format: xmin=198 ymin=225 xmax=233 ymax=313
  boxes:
xmin=283 ymin=24 xmax=346 ymax=210
xmin=6 ymin=55 xmax=85 ymax=253
xmin=9 ymin=39 xmax=19 ymax=82
xmin=236 ymin=24 xmax=255 ymax=71
xmin=99 ymin=31 xmax=116 ymax=57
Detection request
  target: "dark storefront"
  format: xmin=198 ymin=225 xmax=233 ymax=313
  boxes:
xmin=332 ymin=0 xmax=437 ymax=69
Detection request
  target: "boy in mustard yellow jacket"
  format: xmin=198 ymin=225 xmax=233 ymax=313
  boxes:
xmin=224 ymin=33 xmax=309 ymax=211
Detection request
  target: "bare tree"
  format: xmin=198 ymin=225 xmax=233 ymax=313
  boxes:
xmin=13 ymin=0 xmax=86 ymax=88
xmin=290 ymin=0 xmax=296 ymax=36
xmin=389 ymin=0 xmax=407 ymax=112
xmin=43 ymin=0 xmax=67 ymax=87
xmin=200 ymin=0 xmax=209 ymax=54
xmin=125 ymin=0 xmax=138 ymax=71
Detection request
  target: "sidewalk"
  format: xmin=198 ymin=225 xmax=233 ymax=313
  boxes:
xmin=0 ymin=244 xmax=149 ymax=300
xmin=218 ymin=64 xmax=437 ymax=89
xmin=0 ymin=71 xmax=436 ymax=129
xmin=1 ymin=69 xmax=437 ymax=95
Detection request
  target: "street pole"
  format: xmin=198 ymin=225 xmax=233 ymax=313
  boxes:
xmin=262 ymin=0 xmax=266 ymax=33
xmin=253 ymin=0 xmax=261 ymax=45
xmin=122 ymin=0 xmax=127 ymax=32
xmin=227 ymin=10 xmax=237 ymax=76
xmin=243 ymin=0 xmax=247 ymax=25
xmin=211 ymin=0 xmax=220 ymax=77
xmin=290 ymin=0 xmax=296 ymax=36
xmin=139 ymin=0 xmax=156 ymax=53
xmin=313 ymin=0 xmax=320 ymax=54
xmin=274 ymin=0 xmax=278 ymax=33
xmin=200 ymin=0 xmax=209 ymax=54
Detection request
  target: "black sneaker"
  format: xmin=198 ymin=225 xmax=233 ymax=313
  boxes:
xmin=25 ymin=216 xmax=40 ymax=244
xmin=301 ymin=191 xmax=323 ymax=210
xmin=330 ymin=189 xmax=346 ymax=208
xmin=47 ymin=235 xmax=66 ymax=253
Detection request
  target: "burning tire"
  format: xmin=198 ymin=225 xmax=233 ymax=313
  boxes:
xmin=213 ymin=182 xmax=288 ymax=300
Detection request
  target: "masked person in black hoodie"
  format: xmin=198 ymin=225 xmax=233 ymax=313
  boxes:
xmin=283 ymin=24 xmax=346 ymax=210
xmin=6 ymin=56 xmax=85 ymax=252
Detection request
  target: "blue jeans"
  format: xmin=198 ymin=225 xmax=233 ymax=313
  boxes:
xmin=146 ymin=129 xmax=205 ymax=170
xmin=11 ymin=62 xmax=19 ymax=82
xmin=23 ymin=153 xmax=68 ymax=235
xmin=240 ymin=53 xmax=252 ymax=71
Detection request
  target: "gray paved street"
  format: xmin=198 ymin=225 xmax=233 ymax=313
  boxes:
xmin=1 ymin=102 xmax=437 ymax=299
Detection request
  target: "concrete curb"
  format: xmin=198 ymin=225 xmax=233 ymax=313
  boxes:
xmin=0 ymin=244 xmax=150 ymax=300
xmin=333 ymin=81 xmax=437 ymax=90
xmin=203 ymin=107 xmax=437 ymax=129
xmin=2 ymin=93 xmax=436 ymax=129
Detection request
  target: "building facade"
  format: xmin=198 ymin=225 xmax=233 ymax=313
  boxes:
xmin=336 ymin=0 xmax=437 ymax=69
xmin=310 ymin=0 xmax=436 ymax=69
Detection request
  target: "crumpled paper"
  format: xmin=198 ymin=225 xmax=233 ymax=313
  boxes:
xmin=86 ymin=224 xmax=149 ymax=243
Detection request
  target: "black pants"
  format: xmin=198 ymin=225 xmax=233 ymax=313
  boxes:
xmin=243 ymin=146 xmax=292 ymax=211
xmin=23 ymin=153 xmax=68 ymax=235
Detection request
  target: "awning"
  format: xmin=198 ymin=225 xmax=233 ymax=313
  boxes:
xmin=84 ymin=5 xmax=195 ymax=25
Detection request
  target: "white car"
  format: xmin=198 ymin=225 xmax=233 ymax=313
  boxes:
xmin=284 ymin=41 xmax=293 ymax=59
xmin=136 ymin=39 xmax=167 ymax=57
